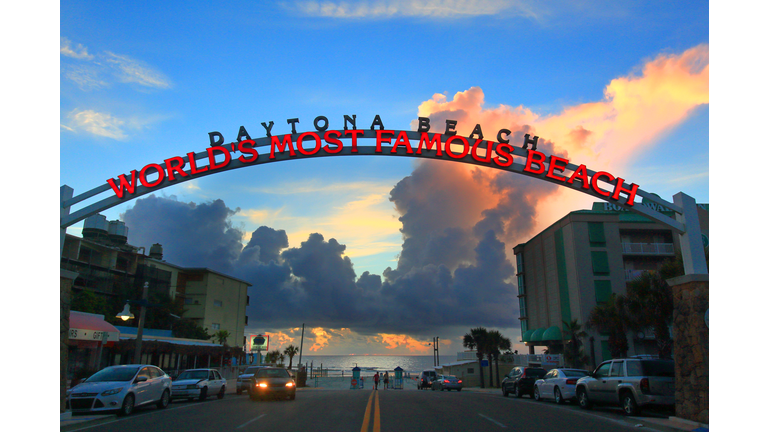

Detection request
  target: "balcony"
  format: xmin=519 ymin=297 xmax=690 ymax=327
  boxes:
xmin=625 ymin=269 xmax=654 ymax=281
xmin=621 ymin=242 xmax=674 ymax=255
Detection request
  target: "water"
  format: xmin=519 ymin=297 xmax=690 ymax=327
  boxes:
xmin=298 ymin=355 xmax=437 ymax=376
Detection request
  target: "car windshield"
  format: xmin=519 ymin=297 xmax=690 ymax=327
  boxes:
xmin=256 ymin=369 xmax=290 ymax=378
xmin=86 ymin=366 xmax=140 ymax=382
xmin=177 ymin=370 xmax=209 ymax=380
xmin=244 ymin=367 xmax=262 ymax=374
xmin=638 ymin=360 xmax=675 ymax=377
xmin=562 ymin=370 xmax=588 ymax=378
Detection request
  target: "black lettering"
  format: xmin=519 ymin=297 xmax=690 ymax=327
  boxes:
xmin=261 ymin=121 xmax=274 ymax=137
xmin=370 ymin=115 xmax=385 ymax=130
xmin=287 ymin=118 xmax=300 ymax=134
xmin=444 ymin=119 xmax=457 ymax=136
xmin=208 ymin=131 xmax=224 ymax=147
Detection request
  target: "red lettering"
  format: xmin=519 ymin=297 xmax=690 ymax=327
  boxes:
xmin=207 ymin=146 xmax=231 ymax=170
xmin=164 ymin=156 xmax=188 ymax=181
xmin=471 ymin=140 xmax=492 ymax=163
xmin=270 ymin=135 xmax=297 ymax=159
xmin=323 ymin=130 xmax=343 ymax=154
xmin=391 ymin=131 xmax=414 ymax=154
xmin=445 ymin=136 xmax=469 ymax=159
xmin=297 ymin=132 xmax=322 ymax=155
xmin=546 ymin=155 xmax=569 ymax=182
xmin=492 ymin=143 xmax=514 ymax=167
xmin=139 ymin=163 xmax=165 ymax=188
xmin=612 ymin=177 xmax=639 ymax=206
xmin=523 ymin=150 xmax=547 ymax=174
xmin=417 ymin=133 xmax=442 ymax=156
xmin=344 ymin=130 xmax=363 ymax=153
xmin=566 ymin=164 xmax=590 ymax=189
xmin=591 ymin=171 xmax=615 ymax=197
xmin=107 ymin=171 xmax=137 ymax=198
xmin=238 ymin=140 xmax=259 ymax=163
xmin=375 ymin=130 xmax=395 ymax=153
xmin=187 ymin=152 xmax=208 ymax=175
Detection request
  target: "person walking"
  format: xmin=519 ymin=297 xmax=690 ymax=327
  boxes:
xmin=374 ymin=372 xmax=380 ymax=390
xmin=384 ymin=372 xmax=389 ymax=389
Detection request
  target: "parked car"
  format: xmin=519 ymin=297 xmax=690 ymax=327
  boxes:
xmin=237 ymin=366 xmax=267 ymax=394
xmin=67 ymin=364 xmax=171 ymax=416
xmin=501 ymin=366 xmax=547 ymax=398
xmin=575 ymin=358 xmax=675 ymax=416
xmin=249 ymin=367 xmax=296 ymax=401
xmin=171 ymin=368 xmax=227 ymax=402
xmin=431 ymin=375 xmax=463 ymax=391
xmin=417 ymin=370 xmax=437 ymax=390
xmin=533 ymin=368 xmax=589 ymax=404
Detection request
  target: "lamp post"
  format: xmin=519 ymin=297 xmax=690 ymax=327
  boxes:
xmin=116 ymin=282 xmax=149 ymax=364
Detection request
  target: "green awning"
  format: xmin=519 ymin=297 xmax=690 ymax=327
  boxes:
xmin=522 ymin=329 xmax=535 ymax=342
xmin=542 ymin=326 xmax=562 ymax=341
xmin=530 ymin=328 xmax=546 ymax=342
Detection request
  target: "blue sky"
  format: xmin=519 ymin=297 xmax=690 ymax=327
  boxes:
xmin=53 ymin=1 xmax=713 ymax=356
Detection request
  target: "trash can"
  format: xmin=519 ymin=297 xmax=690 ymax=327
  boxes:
xmin=351 ymin=366 xmax=361 ymax=389
xmin=393 ymin=367 xmax=404 ymax=389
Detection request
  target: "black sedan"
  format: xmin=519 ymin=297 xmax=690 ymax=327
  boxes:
xmin=249 ymin=368 xmax=296 ymax=401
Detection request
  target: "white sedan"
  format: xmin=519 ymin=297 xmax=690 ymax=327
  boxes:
xmin=68 ymin=364 xmax=171 ymax=416
xmin=171 ymin=369 xmax=227 ymax=401
xmin=533 ymin=368 xmax=589 ymax=404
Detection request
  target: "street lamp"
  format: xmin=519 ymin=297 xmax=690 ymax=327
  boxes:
xmin=115 ymin=282 xmax=149 ymax=364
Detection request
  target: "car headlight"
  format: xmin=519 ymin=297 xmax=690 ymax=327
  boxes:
xmin=257 ymin=382 xmax=268 ymax=388
xmin=187 ymin=384 xmax=199 ymax=389
xmin=285 ymin=382 xmax=295 ymax=387
xmin=101 ymin=388 xmax=123 ymax=396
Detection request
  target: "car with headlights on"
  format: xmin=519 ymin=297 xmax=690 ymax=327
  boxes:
xmin=236 ymin=365 xmax=267 ymax=394
xmin=67 ymin=364 xmax=171 ymax=416
xmin=431 ymin=375 xmax=463 ymax=391
xmin=533 ymin=368 xmax=589 ymax=404
xmin=171 ymin=368 xmax=227 ymax=402
xmin=249 ymin=367 xmax=296 ymax=401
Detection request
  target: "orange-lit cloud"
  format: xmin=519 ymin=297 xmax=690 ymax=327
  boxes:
xmin=308 ymin=327 xmax=354 ymax=351
xmin=378 ymin=333 xmax=434 ymax=353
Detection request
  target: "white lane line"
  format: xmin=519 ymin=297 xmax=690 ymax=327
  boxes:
xmin=478 ymin=413 xmax=507 ymax=428
xmin=236 ymin=413 xmax=267 ymax=429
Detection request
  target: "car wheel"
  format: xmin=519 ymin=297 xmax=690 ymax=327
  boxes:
xmin=198 ymin=387 xmax=208 ymax=402
xmin=218 ymin=386 xmax=225 ymax=399
xmin=533 ymin=386 xmax=541 ymax=401
xmin=515 ymin=384 xmax=523 ymax=398
xmin=554 ymin=387 xmax=564 ymax=405
xmin=157 ymin=390 xmax=170 ymax=409
xmin=118 ymin=393 xmax=135 ymax=416
xmin=457 ymin=388 xmax=462 ymax=392
xmin=236 ymin=388 xmax=242 ymax=395
xmin=502 ymin=386 xmax=509 ymax=397
xmin=622 ymin=392 xmax=642 ymax=416
xmin=577 ymin=388 xmax=592 ymax=409
xmin=289 ymin=393 xmax=296 ymax=401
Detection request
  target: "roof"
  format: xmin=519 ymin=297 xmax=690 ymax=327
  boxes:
xmin=70 ymin=311 xmax=119 ymax=334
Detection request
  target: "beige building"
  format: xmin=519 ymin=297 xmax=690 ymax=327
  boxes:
xmin=513 ymin=200 xmax=708 ymax=368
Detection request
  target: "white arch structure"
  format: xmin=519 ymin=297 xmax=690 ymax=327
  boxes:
xmin=60 ymin=129 xmax=707 ymax=275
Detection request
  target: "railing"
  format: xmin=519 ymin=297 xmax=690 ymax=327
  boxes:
xmin=621 ymin=242 xmax=674 ymax=255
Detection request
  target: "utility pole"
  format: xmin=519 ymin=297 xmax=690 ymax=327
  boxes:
xmin=436 ymin=337 xmax=440 ymax=366
xmin=132 ymin=282 xmax=149 ymax=364
xmin=298 ymin=323 xmax=305 ymax=367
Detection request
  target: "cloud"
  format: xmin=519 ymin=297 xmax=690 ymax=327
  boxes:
xmin=64 ymin=109 xmax=128 ymax=140
xmin=295 ymin=0 xmax=524 ymax=18
xmin=60 ymin=37 xmax=93 ymax=60
xmin=104 ymin=52 xmax=172 ymax=89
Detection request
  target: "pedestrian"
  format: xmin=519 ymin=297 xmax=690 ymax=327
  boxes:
xmin=374 ymin=372 xmax=379 ymax=390
xmin=384 ymin=372 xmax=389 ymax=389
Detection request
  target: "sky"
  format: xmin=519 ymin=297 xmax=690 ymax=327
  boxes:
xmin=51 ymin=1 xmax=716 ymax=358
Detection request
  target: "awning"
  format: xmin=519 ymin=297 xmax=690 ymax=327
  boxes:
xmin=69 ymin=311 xmax=120 ymax=345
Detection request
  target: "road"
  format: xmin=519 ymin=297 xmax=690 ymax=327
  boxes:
xmin=65 ymin=388 xmax=659 ymax=432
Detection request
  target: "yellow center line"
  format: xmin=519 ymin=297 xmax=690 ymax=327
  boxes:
xmin=373 ymin=389 xmax=381 ymax=432
xmin=360 ymin=389 xmax=375 ymax=432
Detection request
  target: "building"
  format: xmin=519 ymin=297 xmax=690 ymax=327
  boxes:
xmin=513 ymin=199 xmax=708 ymax=367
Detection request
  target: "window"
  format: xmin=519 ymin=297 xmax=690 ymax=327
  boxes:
xmin=184 ymin=298 xmax=194 ymax=305
xmin=517 ymin=275 xmax=526 ymax=295
xmin=594 ymin=362 xmax=611 ymax=378
xmin=516 ymin=253 xmax=524 ymax=273
xmin=245 ymin=316 xmax=249 ymax=325
xmin=213 ymin=300 xmax=223 ymax=307
xmin=588 ymin=222 xmax=606 ymax=246
xmin=519 ymin=298 xmax=527 ymax=318
xmin=212 ymin=323 xmax=220 ymax=330
xmin=594 ymin=280 xmax=613 ymax=303
xmin=591 ymin=251 xmax=610 ymax=275
xmin=609 ymin=361 xmax=624 ymax=377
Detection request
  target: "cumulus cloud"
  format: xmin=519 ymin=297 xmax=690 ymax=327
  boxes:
xmin=65 ymin=109 xmax=128 ymax=140
xmin=60 ymin=37 xmax=94 ymax=60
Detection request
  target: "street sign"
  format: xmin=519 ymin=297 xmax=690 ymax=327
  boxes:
xmin=249 ymin=334 xmax=269 ymax=352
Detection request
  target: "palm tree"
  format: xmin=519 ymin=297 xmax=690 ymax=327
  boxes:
xmin=213 ymin=330 xmax=230 ymax=345
xmin=562 ymin=319 xmax=589 ymax=368
xmin=283 ymin=345 xmax=300 ymax=369
xmin=266 ymin=349 xmax=281 ymax=364
xmin=463 ymin=327 xmax=488 ymax=388
xmin=586 ymin=294 xmax=630 ymax=358
xmin=487 ymin=330 xmax=511 ymax=387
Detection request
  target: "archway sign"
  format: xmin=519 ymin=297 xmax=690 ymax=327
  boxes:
xmin=60 ymin=114 xmax=707 ymax=275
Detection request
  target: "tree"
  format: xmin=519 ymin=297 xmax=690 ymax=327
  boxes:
xmin=487 ymin=330 xmax=511 ymax=388
xmin=463 ymin=327 xmax=488 ymax=388
xmin=70 ymin=290 xmax=110 ymax=316
xmin=213 ymin=330 xmax=230 ymax=345
xmin=172 ymin=319 xmax=211 ymax=340
xmin=586 ymin=294 xmax=630 ymax=359
xmin=562 ymin=319 xmax=590 ymax=368
xmin=265 ymin=349 xmax=282 ymax=364
xmin=283 ymin=345 xmax=299 ymax=369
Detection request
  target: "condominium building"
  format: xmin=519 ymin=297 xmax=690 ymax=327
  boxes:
xmin=513 ymin=200 xmax=708 ymax=367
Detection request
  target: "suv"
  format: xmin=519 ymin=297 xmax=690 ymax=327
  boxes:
xmin=417 ymin=370 xmax=437 ymax=390
xmin=236 ymin=366 xmax=266 ymax=395
xmin=575 ymin=358 xmax=675 ymax=416
xmin=501 ymin=366 xmax=547 ymax=398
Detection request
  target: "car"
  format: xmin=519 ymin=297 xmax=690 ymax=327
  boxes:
xmin=249 ymin=367 xmax=296 ymax=401
xmin=67 ymin=364 xmax=171 ymax=416
xmin=501 ymin=366 xmax=547 ymax=398
xmin=417 ymin=370 xmax=437 ymax=390
xmin=575 ymin=358 xmax=675 ymax=416
xmin=431 ymin=374 xmax=463 ymax=391
xmin=532 ymin=368 xmax=589 ymax=404
xmin=171 ymin=368 xmax=227 ymax=402
xmin=236 ymin=366 xmax=267 ymax=394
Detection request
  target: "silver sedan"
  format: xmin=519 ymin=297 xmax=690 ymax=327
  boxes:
xmin=533 ymin=368 xmax=589 ymax=404
xmin=431 ymin=375 xmax=463 ymax=391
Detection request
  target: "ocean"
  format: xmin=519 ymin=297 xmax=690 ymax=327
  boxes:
xmin=297 ymin=355 xmax=438 ymax=376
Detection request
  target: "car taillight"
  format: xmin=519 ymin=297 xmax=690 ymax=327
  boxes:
xmin=458 ymin=380 xmax=462 ymax=383
xmin=520 ymin=372 xmax=526 ymax=379
xmin=565 ymin=378 xmax=578 ymax=385
xmin=640 ymin=378 xmax=650 ymax=394
xmin=444 ymin=380 xmax=450 ymax=383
